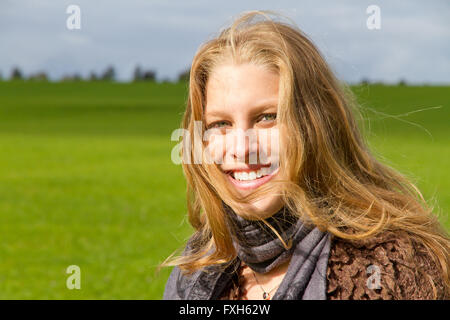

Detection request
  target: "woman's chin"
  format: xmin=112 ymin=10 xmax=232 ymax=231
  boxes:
xmin=229 ymin=196 xmax=284 ymax=220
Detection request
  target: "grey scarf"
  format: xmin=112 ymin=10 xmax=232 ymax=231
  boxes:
xmin=163 ymin=204 xmax=331 ymax=300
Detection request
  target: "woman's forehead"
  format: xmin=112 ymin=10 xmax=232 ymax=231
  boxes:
xmin=205 ymin=64 xmax=279 ymax=116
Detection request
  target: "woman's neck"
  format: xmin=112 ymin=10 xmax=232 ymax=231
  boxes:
xmin=241 ymin=257 xmax=291 ymax=300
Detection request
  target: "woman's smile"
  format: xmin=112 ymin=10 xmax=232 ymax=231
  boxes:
xmin=223 ymin=165 xmax=279 ymax=191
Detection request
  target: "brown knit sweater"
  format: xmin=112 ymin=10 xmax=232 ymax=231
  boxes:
xmin=220 ymin=230 xmax=448 ymax=300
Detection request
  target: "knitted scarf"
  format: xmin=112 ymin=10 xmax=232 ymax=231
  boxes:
xmin=163 ymin=203 xmax=331 ymax=300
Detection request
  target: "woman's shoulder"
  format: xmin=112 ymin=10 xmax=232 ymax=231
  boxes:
xmin=326 ymin=229 xmax=447 ymax=300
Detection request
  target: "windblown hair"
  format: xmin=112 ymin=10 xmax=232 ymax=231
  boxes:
xmin=163 ymin=10 xmax=449 ymax=295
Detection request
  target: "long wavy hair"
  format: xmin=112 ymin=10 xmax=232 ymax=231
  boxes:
xmin=163 ymin=10 xmax=449 ymax=294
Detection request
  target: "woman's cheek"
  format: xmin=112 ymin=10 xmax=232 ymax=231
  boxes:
xmin=204 ymin=133 xmax=226 ymax=164
xmin=258 ymin=127 xmax=280 ymax=169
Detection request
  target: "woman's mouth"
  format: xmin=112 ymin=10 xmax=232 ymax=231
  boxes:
xmin=224 ymin=165 xmax=279 ymax=190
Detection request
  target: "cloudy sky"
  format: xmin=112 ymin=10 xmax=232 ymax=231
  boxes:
xmin=1 ymin=0 xmax=449 ymax=83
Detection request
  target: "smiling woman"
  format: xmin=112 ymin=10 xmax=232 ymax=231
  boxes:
xmin=203 ymin=63 xmax=283 ymax=219
xmin=161 ymin=10 xmax=449 ymax=300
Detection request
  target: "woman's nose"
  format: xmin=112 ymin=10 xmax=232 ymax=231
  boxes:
xmin=228 ymin=126 xmax=259 ymax=164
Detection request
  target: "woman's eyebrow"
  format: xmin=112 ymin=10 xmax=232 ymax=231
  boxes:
xmin=205 ymin=102 xmax=278 ymax=118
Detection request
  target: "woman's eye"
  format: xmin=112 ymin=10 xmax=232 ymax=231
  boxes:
xmin=259 ymin=113 xmax=277 ymax=122
xmin=207 ymin=121 xmax=229 ymax=129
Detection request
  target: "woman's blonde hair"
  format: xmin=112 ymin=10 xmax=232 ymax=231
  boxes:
xmin=163 ymin=10 xmax=449 ymax=294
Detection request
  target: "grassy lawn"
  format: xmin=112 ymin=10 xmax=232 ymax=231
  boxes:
xmin=0 ymin=81 xmax=448 ymax=299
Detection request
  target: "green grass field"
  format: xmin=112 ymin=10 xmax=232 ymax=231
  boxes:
xmin=0 ymin=81 xmax=448 ymax=299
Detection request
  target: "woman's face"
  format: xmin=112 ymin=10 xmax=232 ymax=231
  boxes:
xmin=204 ymin=63 xmax=284 ymax=219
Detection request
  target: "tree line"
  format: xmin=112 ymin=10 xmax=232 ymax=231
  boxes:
xmin=0 ymin=66 xmax=409 ymax=86
xmin=0 ymin=65 xmax=190 ymax=83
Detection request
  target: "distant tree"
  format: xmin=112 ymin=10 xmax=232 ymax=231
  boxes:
xmin=28 ymin=71 xmax=48 ymax=81
xmin=398 ymin=78 xmax=407 ymax=86
xmin=89 ymin=71 xmax=98 ymax=81
xmin=0 ymin=71 xmax=3 ymax=81
xmin=142 ymin=69 xmax=156 ymax=81
xmin=131 ymin=65 xmax=157 ymax=82
xmin=177 ymin=68 xmax=190 ymax=82
xmin=133 ymin=65 xmax=143 ymax=81
xmin=10 ymin=66 xmax=23 ymax=80
xmin=101 ymin=65 xmax=116 ymax=81
xmin=360 ymin=77 xmax=370 ymax=85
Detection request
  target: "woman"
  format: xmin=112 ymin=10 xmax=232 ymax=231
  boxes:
xmin=162 ymin=10 xmax=449 ymax=300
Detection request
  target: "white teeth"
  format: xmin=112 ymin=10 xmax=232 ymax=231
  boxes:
xmin=232 ymin=167 xmax=274 ymax=181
